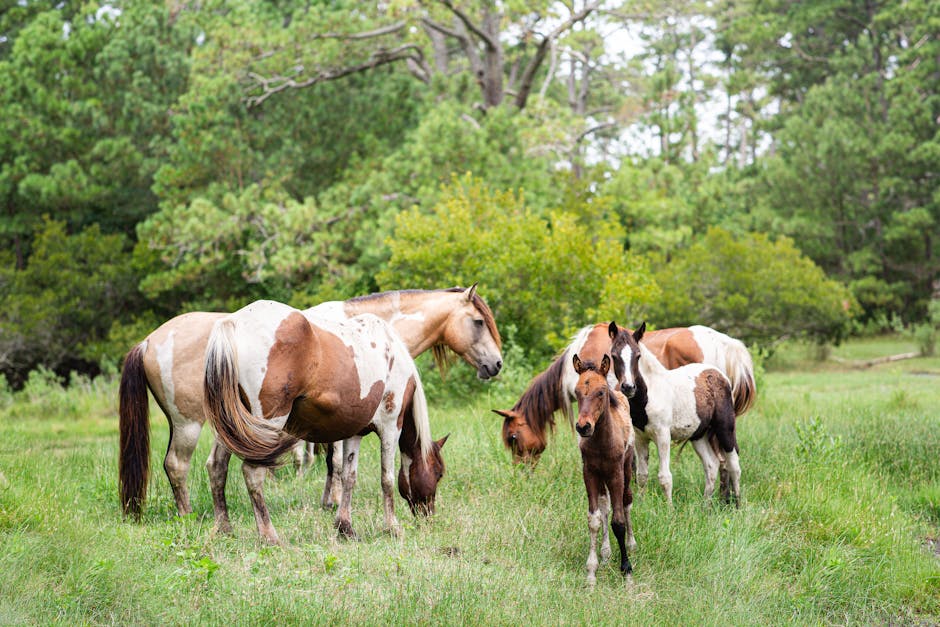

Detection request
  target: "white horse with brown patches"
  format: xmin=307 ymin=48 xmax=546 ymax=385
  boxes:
xmin=201 ymin=300 xmax=446 ymax=543
xmin=118 ymin=286 xmax=501 ymax=528
xmin=493 ymin=321 xmax=754 ymax=463
xmin=609 ymin=322 xmax=742 ymax=506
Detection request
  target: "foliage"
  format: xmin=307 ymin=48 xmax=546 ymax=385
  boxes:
xmin=380 ymin=176 xmax=661 ymax=359
xmin=650 ymin=227 xmax=857 ymax=347
xmin=0 ymin=218 xmax=140 ymax=386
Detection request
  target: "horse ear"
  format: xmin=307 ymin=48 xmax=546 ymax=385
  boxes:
xmin=466 ymin=283 xmax=478 ymax=300
xmin=572 ymin=353 xmax=585 ymax=374
xmin=436 ymin=434 xmax=450 ymax=449
xmin=492 ymin=409 xmax=512 ymax=419
xmin=608 ymin=321 xmax=619 ymax=339
xmin=634 ymin=321 xmax=646 ymax=342
xmin=600 ymin=354 xmax=611 ymax=376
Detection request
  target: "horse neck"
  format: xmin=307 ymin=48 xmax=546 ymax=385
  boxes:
xmin=637 ymin=341 xmax=668 ymax=381
xmin=346 ymin=290 xmax=450 ymax=358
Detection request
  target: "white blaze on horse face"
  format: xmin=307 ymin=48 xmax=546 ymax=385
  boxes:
xmin=617 ymin=342 xmax=638 ymax=391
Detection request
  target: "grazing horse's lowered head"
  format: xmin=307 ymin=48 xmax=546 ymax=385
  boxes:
xmin=492 ymin=407 xmax=547 ymax=464
xmin=399 ymin=434 xmax=449 ymax=516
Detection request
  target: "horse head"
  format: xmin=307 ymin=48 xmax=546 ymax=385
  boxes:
xmin=442 ymin=284 xmax=503 ymax=380
xmin=492 ymin=408 xmax=547 ymax=464
xmin=399 ymin=434 xmax=449 ymax=516
xmin=609 ymin=320 xmax=645 ymax=398
xmin=572 ymin=353 xmax=612 ymax=438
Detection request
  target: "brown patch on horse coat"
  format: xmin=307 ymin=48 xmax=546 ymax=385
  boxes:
xmin=279 ymin=320 xmax=386 ymax=443
xmin=693 ymin=369 xmax=729 ymax=419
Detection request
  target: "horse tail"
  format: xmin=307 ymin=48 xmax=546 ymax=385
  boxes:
xmin=203 ymin=318 xmax=297 ymax=466
xmin=119 ymin=342 xmax=150 ymax=520
xmin=722 ymin=338 xmax=757 ymax=417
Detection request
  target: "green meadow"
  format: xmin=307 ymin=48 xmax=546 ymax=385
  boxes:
xmin=0 ymin=337 xmax=938 ymax=625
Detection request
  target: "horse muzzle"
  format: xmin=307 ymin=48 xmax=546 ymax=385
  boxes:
xmin=477 ymin=359 xmax=503 ymax=380
xmin=576 ymin=422 xmax=594 ymax=437
xmin=620 ymin=383 xmax=636 ymax=398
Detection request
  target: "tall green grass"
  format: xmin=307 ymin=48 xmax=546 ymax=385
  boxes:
xmin=0 ymin=341 xmax=937 ymax=624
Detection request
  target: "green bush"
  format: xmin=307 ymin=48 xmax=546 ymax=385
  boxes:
xmin=379 ymin=175 xmax=661 ymax=360
xmin=650 ymin=227 xmax=858 ymax=348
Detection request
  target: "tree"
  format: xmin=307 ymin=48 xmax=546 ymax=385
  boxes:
xmin=0 ymin=219 xmax=140 ymax=385
xmin=650 ymin=227 xmax=857 ymax=347
xmin=379 ymin=175 xmax=661 ymax=359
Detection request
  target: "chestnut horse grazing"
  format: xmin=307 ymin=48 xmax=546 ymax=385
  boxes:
xmin=118 ymin=286 xmax=499 ymax=522
xmin=202 ymin=300 xmax=446 ymax=544
xmin=610 ymin=322 xmax=741 ymax=506
xmin=494 ymin=322 xmax=754 ymax=463
xmin=572 ymin=353 xmax=636 ymax=586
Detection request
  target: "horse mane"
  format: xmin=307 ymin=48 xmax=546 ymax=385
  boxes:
xmin=510 ymin=350 xmax=571 ymax=440
xmin=430 ymin=343 xmax=457 ymax=379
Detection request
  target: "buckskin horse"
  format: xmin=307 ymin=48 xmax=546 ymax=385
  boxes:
xmin=493 ymin=322 xmax=754 ymax=463
xmin=119 ymin=286 xmax=501 ymax=528
xmin=198 ymin=300 xmax=447 ymax=544
xmin=572 ymin=353 xmax=636 ymax=585
xmin=610 ymin=322 xmax=742 ymax=506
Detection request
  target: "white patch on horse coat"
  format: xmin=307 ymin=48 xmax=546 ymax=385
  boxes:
xmin=305 ymin=300 xmax=346 ymax=321
xmin=154 ymin=334 xmax=178 ymax=418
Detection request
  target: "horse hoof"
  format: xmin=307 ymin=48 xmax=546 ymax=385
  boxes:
xmin=214 ymin=521 xmax=234 ymax=536
xmin=335 ymin=520 xmax=358 ymax=541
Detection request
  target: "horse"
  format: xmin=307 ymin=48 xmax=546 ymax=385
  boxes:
xmin=493 ymin=322 xmax=754 ymax=463
xmin=200 ymin=300 xmax=447 ymax=543
xmin=572 ymin=353 xmax=636 ymax=586
xmin=609 ymin=322 xmax=741 ymax=506
xmin=118 ymin=286 xmax=501 ymax=526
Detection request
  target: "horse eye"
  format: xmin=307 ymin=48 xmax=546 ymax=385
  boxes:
xmin=473 ymin=319 xmax=484 ymax=327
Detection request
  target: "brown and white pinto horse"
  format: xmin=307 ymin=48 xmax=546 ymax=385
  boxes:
xmin=493 ymin=322 xmax=754 ymax=463
xmin=118 ymin=286 xmax=501 ymax=524
xmin=572 ymin=353 xmax=636 ymax=585
xmin=201 ymin=300 xmax=446 ymax=543
xmin=610 ymin=322 xmax=741 ymax=506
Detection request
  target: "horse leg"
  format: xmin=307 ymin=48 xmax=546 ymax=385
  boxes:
xmin=724 ymin=448 xmax=742 ymax=508
xmin=163 ymin=419 xmax=202 ymax=516
xmin=691 ymin=437 xmax=720 ymax=501
xmin=608 ymin=470 xmax=633 ymax=577
xmin=329 ymin=443 xmax=343 ymax=507
xmin=634 ymin=434 xmax=651 ymax=489
xmin=241 ymin=461 xmax=280 ymax=545
xmin=379 ymin=427 xmax=403 ymax=537
xmin=205 ymin=438 xmax=233 ymax=535
xmin=653 ymin=429 xmax=673 ymax=505
xmin=598 ymin=491 xmax=612 ymax=563
xmin=334 ymin=436 xmax=362 ymax=540
xmin=623 ymin=444 xmax=637 ymax=552
xmin=319 ymin=442 xmax=337 ymax=510
xmin=582 ymin=470 xmax=603 ymax=587
xmin=291 ymin=441 xmax=307 ymax=477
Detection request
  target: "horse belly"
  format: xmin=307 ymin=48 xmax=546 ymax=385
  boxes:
xmin=283 ymin=385 xmax=383 ymax=443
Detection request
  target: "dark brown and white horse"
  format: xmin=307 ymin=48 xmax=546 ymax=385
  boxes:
xmin=609 ymin=322 xmax=741 ymax=506
xmin=201 ymin=300 xmax=447 ymax=543
xmin=118 ymin=286 xmax=501 ymax=525
xmin=493 ymin=322 xmax=754 ymax=463
xmin=572 ymin=353 xmax=636 ymax=585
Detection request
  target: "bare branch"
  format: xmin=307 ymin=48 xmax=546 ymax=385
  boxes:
xmin=244 ymin=45 xmax=429 ymax=108
xmin=439 ymin=0 xmax=499 ymax=51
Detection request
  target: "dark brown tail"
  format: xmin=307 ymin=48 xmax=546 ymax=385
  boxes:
xmin=203 ymin=319 xmax=297 ymax=466
xmin=119 ymin=342 xmax=150 ymax=520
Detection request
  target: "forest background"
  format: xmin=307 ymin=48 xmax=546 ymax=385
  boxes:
xmin=0 ymin=0 xmax=937 ymax=388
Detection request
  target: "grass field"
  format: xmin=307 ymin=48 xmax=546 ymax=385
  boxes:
xmin=0 ymin=337 xmax=938 ymax=625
